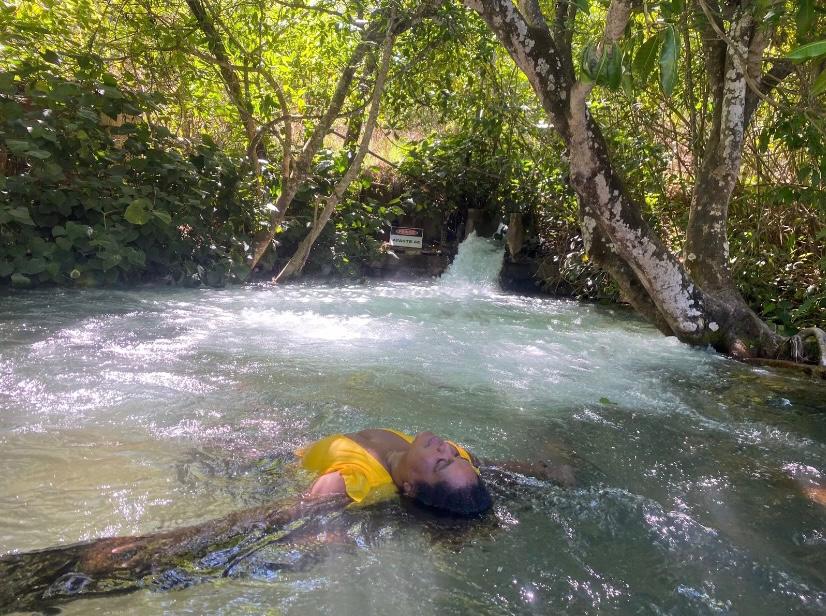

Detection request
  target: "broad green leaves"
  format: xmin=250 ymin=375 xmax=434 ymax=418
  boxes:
xmin=812 ymin=70 xmax=826 ymax=97
xmin=787 ymin=40 xmax=826 ymax=61
xmin=634 ymin=35 xmax=660 ymax=82
xmin=796 ymin=0 xmax=815 ymax=37
xmin=581 ymin=43 xmax=623 ymax=90
xmin=124 ymin=198 xmax=153 ymax=225
xmin=582 ymin=25 xmax=679 ymax=96
xmin=629 ymin=26 xmax=679 ymax=97
xmin=5 ymin=207 xmax=36 ymax=226
xmin=659 ymin=25 xmax=679 ymax=96
xmin=0 ymin=67 xmax=257 ymax=287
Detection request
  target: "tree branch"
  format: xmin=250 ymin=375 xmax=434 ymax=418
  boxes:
xmin=275 ymin=15 xmax=397 ymax=282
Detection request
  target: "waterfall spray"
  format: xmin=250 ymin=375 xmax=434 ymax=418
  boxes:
xmin=438 ymin=232 xmax=504 ymax=291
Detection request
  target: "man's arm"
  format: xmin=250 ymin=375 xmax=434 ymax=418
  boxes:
xmin=484 ymin=459 xmax=576 ymax=487
xmin=308 ymin=471 xmax=347 ymax=498
xmin=468 ymin=441 xmax=578 ymax=488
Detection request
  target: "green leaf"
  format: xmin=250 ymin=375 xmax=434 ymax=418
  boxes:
xmin=621 ymin=70 xmax=634 ymax=96
xmin=8 ymin=207 xmax=35 ymax=226
xmin=124 ymin=248 xmax=146 ymax=266
xmin=124 ymin=198 xmax=152 ymax=225
xmin=77 ymin=108 xmax=99 ymax=122
xmin=786 ymin=40 xmax=826 ymax=61
xmin=575 ymin=0 xmax=590 ymax=14
xmin=28 ymin=149 xmax=52 ymax=159
xmin=796 ymin=0 xmax=815 ymax=37
xmin=152 ymin=210 xmax=172 ymax=224
xmin=4 ymin=139 xmax=32 ymax=154
xmin=604 ymin=44 xmax=623 ymax=90
xmin=812 ymin=69 xmax=826 ymax=96
xmin=65 ymin=222 xmax=92 ymax=241
xmin=100 ymin=85 xmax=123 ymax=99
xmin=11 ymin=273 xmax=31 ymax=286
xmin=55 ymin=237 xmax=73 ymax=251
xmin=659 ymin=25 xmax=679 ymax=96
xmin=18 ymin=257 xmax=46 ymax=275
xmin=580 ymin=42 xmax=601 ymax=81
xmin=634 ymin=35 xmax=661 ymax=83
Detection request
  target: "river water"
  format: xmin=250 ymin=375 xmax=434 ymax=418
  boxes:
xmin=0 ymin=235 xmax=824 ymax=614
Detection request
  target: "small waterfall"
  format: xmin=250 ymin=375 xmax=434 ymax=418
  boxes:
xmin=438 ymin=232 xmax=504 ymax=291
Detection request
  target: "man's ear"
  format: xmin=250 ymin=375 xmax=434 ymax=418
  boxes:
xmin=402 ymin=481 xmax=414 ymax=496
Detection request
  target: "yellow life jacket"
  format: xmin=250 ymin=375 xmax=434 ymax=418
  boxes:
xmin=298 ymin=429 xmax=477 ymax=504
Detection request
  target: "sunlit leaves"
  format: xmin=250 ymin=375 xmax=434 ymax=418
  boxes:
xmin=124 ymin=198 xmax=152 ymax=225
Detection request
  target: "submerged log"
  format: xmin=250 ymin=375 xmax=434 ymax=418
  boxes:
xmin=742 ymin=358 xmax=826 ymax=381
xmin=0 ymin=495 xmax=348 ymax=614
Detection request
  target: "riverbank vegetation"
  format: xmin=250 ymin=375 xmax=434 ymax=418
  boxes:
xmin=1 ymin=1 xmax=824 ymax=359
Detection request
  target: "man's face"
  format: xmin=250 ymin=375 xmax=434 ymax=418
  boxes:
xmin=404 ymin=431 xmax=478 ymax=491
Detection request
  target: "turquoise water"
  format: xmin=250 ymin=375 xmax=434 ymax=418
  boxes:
xmin=0 ymin=235 xmax=824 ymax=614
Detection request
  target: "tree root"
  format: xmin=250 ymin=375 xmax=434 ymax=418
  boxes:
xmin=788 ymin=327 xmax=826 ymax=367
xmin=742 ymin=357 xmax=826 ymax=380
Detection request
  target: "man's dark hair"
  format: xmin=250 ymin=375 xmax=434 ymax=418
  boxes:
xmin=411 ymin=479 xmax=493 ymax=516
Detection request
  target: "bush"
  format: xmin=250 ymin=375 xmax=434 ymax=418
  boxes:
xmin=0 ymin=63 xmax=257 ymax=287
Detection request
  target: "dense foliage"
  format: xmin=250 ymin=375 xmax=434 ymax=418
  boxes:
xmin=0 ymin=62 xmax=260 ymax=286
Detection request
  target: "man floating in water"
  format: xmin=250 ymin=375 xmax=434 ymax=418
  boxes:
xmin=300 ymin=429 xmax=492 ymax=514
xmin=0 ymin=428 xmax=574 ymax=614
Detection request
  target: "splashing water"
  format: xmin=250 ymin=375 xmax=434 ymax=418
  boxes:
xmin=438 ymin=232 xmax=505 ymax=292
xmin=0 ymin=233 xmax=824 ymax=614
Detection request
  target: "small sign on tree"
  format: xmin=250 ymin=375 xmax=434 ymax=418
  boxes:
xmin=389 ymin=227 xmax=423 ymax=249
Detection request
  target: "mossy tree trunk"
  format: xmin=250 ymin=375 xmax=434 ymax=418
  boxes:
xmin=462 ymin=0 xmax=823 ymax=364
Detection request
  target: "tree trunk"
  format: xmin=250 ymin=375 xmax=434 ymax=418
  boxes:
xmin=0 ymin=495 xmax=347 ymax=614
xmin=185 ymin=0 xmax=262 ymax=154
xmin=275 ymin=22 xmax=396 ymax=282
xmin=463 ymin=0 xmax=824 ymax=363
xmin=684 ymin=7 xmax=756 ymax=291
xmin=246 ymin=6 xmax=440 ymax=272
xmin=246 ymin=39 xmax=373 ymax=271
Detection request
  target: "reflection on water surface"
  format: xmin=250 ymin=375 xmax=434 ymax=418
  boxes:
xmin=0 ymin=236 xmax=824 ymax=614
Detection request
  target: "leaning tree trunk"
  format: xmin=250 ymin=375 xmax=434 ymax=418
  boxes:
xmin=463 ymin=0 xmax=824 ymax=364
xmin=275 ymin=21 xmax=396 ymax=282
xmin=248 ymin=7 xmax=435 ymax=272
xmin=247 ymin=38 xmax=373 ymax=271
xmin=186 ymin=0 xmax=263 ymax=157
